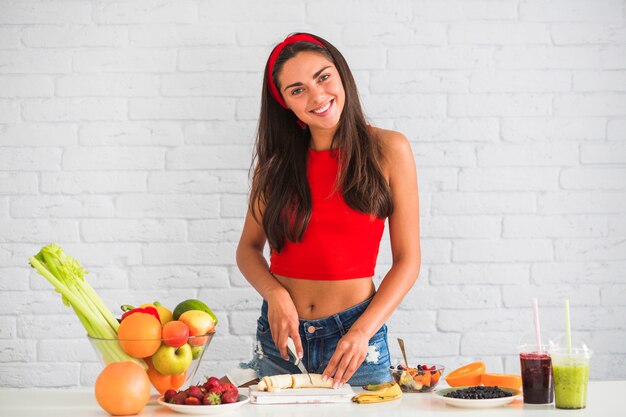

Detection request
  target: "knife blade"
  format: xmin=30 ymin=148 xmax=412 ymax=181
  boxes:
xmin=287 ymin=337 xmax=313 ymax=384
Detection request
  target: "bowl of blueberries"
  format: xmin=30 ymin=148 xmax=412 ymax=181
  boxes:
xmin=434 ymin=386 xmax=522 ymax=409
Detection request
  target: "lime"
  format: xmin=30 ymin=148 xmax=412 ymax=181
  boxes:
xmin=173 ymin=299 xmax=218 ymax=324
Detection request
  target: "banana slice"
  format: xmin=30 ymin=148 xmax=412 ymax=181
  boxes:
xmin=292 ymin=373 xmax=333 ymax=389
xmin=256 ymin=373 xmax=334 ymax=392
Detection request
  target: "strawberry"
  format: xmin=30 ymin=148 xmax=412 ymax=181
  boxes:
xmin=221 ymin=389 xmax=238 ymax=404
xmin=172 ymin=392 xmax=188 ymax=405
xmin=203 ymin=392 xmax=222 ymax=405
xmin=208 ymin=385 xmax=223 ymax=395
xmin=164 ymin=389 xmax=177 ymax=403
xmin=221 ymin=383 xmax=238 ymax=396
xmin=187 ymin=385 xmax=205 ymax=401
xmin=184 ymin=397 xmax=201 ymax=406
xmin=203 ymin=376 xmax=222 ymax=392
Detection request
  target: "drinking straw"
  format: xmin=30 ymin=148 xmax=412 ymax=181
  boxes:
xmin=565 ymin=299 xmax=572 ymax=354
xmin=533 ymin=298 xmax=542 ymax=352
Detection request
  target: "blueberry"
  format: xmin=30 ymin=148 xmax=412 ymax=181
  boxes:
xmin=444 ymin=386 xmax=512 ymax=400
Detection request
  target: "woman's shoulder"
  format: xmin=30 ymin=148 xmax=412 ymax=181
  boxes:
xmin=369 ymin=126 xmax=413 ymax=161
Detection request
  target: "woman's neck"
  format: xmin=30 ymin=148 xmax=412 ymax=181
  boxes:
xmin=309 ymin=125 xmax=338 ymax=151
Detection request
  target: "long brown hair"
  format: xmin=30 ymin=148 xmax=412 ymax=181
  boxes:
xmin=250 ymin=33 xmax=393 ymax=252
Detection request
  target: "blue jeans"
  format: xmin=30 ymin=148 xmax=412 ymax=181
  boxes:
xmin=241 ymin=295 xmax=393 ymax=386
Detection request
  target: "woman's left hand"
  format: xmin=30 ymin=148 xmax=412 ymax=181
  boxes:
xmin=321 ymin=328 xmax=370 ymax=388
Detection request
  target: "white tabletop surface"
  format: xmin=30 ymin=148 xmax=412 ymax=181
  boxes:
xmin=0 ymin=381 xmax=623 ymax=417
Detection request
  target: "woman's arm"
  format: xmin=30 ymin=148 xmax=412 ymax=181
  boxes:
xmin=236 ymin=208 xmax=305 ymax=360
xmin=322 ymin=130 xmax=421 ymax=387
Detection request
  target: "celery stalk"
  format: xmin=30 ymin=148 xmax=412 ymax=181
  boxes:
xmin=29 ymin=244 xmax=146 ymax=370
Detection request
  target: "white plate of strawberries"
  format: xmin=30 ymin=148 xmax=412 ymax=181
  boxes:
xmin=158 ymin=377 xmax=249 ymax=415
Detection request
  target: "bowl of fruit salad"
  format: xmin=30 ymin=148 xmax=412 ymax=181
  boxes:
xmin=389 ymin=364 xmax=445 ymax=393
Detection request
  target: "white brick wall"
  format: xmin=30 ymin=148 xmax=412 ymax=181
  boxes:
xmin=0 ymin=0 xmax=625 ymax=388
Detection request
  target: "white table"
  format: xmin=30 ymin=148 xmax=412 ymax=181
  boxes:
xmin=0 ymin=381 xmax=623 ymax=416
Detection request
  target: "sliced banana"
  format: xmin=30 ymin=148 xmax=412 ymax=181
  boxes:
xmin=256 ymin=373 xmax=334 ymax=392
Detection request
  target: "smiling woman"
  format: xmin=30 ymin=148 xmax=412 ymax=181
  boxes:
xmin=231 ymin=33 xmax=421 ymax=389
xmin=278 ymin=56 xmax=345 ymax=132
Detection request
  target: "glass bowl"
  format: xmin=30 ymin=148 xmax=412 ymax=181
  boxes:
xmin=389 ymin=364 xmax=445 ymax=392
xmin=88 ymin=332 xmax=215 ymax=395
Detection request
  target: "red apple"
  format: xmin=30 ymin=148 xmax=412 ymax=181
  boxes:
xmin=162 ymin=321 xmax=190 ymax=348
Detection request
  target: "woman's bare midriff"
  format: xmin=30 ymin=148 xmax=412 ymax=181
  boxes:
xmin=273 ymin=274 xmax=376 ymax=320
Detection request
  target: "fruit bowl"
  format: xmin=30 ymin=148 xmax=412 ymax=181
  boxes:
xmin=88 ymin=333 xmax=215 ymax=395
xmin=389 ymin=364 xmax=445 ymax=393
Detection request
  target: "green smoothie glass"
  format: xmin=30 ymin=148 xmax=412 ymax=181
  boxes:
xmin=551 ymin=347 xmax=593 ymax=409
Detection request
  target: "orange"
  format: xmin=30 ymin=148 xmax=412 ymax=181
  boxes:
xmin=145 ymin=357 xmax=187 ymax=395
xmin=481 ymin=373 xmax=522 ymax=390
xmin=117 ymin=312 xmax=162 ymax=358
xmin=445 ymin=362 xmax=486 ymax=387
xmin=94 ymin=361 xmax=150 ymax=415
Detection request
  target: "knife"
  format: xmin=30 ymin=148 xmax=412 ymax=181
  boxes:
xmin=287 ymin=337 xmax=313 ymax=384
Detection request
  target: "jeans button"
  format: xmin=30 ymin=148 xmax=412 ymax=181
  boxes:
xmin=307 ymin=325 xmax=316 ymax=334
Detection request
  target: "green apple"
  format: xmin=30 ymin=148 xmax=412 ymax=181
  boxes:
xmin=151 ymin=343 xmax=193 ymax=375
xmin=190 ymin=345 xmax=204 ymax=360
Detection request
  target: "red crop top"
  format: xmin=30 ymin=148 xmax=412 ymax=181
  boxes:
xmin=269 ymin=148 xmax=385 ymax=280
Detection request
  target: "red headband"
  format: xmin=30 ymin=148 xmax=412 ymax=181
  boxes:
xmin=267 ymin=34 xmax=326 ymax=109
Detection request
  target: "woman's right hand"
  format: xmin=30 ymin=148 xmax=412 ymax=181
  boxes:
xmin=266 ymin=288 xmax=303 ymax=361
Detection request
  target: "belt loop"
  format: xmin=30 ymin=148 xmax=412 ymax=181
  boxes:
xmin=334 ymin=314 xmax=345 ymax=336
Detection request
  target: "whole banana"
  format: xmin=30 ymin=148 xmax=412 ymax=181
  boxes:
xmin=363 ymin=381 xmax=396 ymax=391
xmin=352 ymin=382 xmax=403 ymax=404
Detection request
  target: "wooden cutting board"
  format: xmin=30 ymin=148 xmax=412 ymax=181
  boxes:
xmin=248 ymin=384 xmax=355 ymax=404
